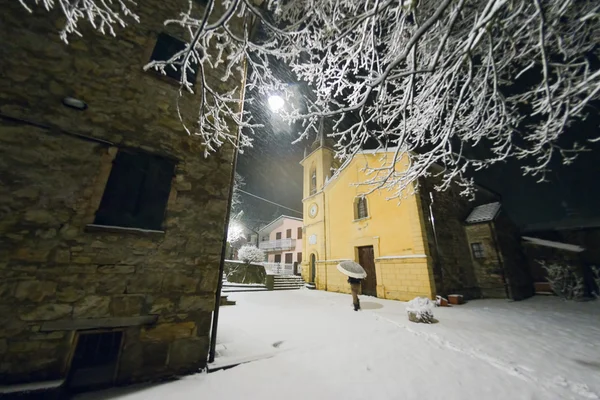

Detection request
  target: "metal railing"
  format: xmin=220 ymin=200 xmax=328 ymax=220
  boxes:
xmin=259 ymin=238 xmax=296 ymax=252
xmin=262 ymin=262 xmax=296 ymax=275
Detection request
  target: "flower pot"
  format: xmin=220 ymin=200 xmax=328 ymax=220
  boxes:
xmin=448 ymin=294 xmax=464 ymax=305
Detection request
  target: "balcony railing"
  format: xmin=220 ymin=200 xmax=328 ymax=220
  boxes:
xmin=262 ymin=262 xmax=296 ymax=276
xmin=259 ymin=238 xmax=296 ymax=252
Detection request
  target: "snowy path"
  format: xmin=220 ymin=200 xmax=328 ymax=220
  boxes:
xmin=78 ymin=290 xmax=600 ymax=400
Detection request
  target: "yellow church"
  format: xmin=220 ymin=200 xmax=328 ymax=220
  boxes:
xmin=300 ymin=135 xmax=534 ymax=302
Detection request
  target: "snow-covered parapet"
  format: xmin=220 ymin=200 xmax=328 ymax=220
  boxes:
xmin=406 ymin=297 xmax=436 ymax=324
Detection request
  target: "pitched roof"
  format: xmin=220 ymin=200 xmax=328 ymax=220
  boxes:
xmin=257 ymin=215 xmax=303 ymax=234
xmin=465 ymin=202 xmax=501 ymax=224
xmin=522 ymin=236 xmax=584 ymax=252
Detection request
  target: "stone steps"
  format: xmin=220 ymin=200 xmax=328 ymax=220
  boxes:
xmin=220 ymin=295 xmax=236 ymax=306
xmin=272 ymin=275 xmax=304 ymax=290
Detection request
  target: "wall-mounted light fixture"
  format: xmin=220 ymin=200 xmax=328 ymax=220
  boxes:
xmin=62 ymin=97 xmax=88 ymax=110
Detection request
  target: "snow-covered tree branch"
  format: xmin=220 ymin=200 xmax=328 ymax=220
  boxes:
xmin=20 ymin=0 xmax=600 ymax=198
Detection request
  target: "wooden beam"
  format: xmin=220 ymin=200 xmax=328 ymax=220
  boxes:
xmin=41 ymin=315 xmax=158 ymax=331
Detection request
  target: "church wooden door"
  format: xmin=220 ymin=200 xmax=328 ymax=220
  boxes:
xmin=358 ymin=246 xmax=377 ymax=297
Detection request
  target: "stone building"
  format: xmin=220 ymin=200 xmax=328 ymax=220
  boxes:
xmin=301 ymin=140 xmax=533 ymax=301
xmin=0 ymin=0 xmax=242 ymax=391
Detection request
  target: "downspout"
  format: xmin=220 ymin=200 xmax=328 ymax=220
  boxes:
xmin=208 ymin=42 xmax=249 ymax=365
xmin=428 ymin=192 xmax=440 ymax=257
xmin=488 ymin=221 xmax=510 ymax=299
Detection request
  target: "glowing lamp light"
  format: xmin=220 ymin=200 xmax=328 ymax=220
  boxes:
xmin=268 ymin=95 xmax=284 ymax=112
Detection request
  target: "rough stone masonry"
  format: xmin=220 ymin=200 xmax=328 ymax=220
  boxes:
xmin=0 ymin=0 xmax=243 ymax=386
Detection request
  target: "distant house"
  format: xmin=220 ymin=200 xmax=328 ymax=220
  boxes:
xmin=301 ymin=136 xmax=533 ymax=301
xmin=522 ymin=218 xmax=600 ymax=296
xmin=258 ymin=216 xmax=304 ymax=275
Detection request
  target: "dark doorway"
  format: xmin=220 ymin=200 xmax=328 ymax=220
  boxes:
xmin=67 ymin=330 xmax=123 ymax=392
xmin=358 ymin=246 xmax=377 ymax=296
xmin=310 ymin=254 xmax=316 ymax=283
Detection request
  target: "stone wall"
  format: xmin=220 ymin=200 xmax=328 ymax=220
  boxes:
xmin=418 ymin=178 xmax=497 ymax=299
xmin=224 ymin=261 xmax=266 ymax=285
xmin=493 ymin=214 xmax=534 ymax=300
xmin=464 ymin=223 xmax=508 ymax=298
xmin=0 ymin=0 xmax=242 ymax=386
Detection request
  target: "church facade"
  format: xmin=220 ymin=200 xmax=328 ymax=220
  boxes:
xmin=300 ymin=143 xmax=533 ymax=302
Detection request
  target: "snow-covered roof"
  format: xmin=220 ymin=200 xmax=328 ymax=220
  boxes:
xmin=522 ymin=236 xmax=585 ymax=252
xmin=465 ymin=202 xmax=501 ymax=224
xmin=257 ymin=215 xmax=303 ymax=234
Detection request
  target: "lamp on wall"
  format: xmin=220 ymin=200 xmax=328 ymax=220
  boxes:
xmin=62 ymin=97 xmax=88 ymax=110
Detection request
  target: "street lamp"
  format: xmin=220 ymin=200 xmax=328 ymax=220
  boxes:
xmin=268 ymin=94 xmax=284 ymax=112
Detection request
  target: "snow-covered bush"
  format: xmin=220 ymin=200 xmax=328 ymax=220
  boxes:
xmin=406 ymin=297 xmax=435 ymax=324
xmin=237 ymin=245 xmax=264 ymax=265
xmin=540 ymin=261 xmax=585 ymax=300
xmin=591 ymin=266 xmax=600 ymax=298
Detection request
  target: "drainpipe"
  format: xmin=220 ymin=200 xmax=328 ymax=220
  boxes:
xmin=488 ymin=221 xmax=510 ymax=300
xmin=208 ymin=52 xmax=249 ymax=366
xmin=427 ymin=192 xmax=445 ymax=293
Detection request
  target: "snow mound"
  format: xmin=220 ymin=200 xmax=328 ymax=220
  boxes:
xmin=406 ymin=297 xmax=435 ymax=323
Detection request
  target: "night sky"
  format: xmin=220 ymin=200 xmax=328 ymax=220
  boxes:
xmin=235 ymin=69 xmax=600 ymax=230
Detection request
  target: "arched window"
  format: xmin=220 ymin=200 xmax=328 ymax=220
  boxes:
xmin=309 ymin=165 xmax=317 ymax=195
xmin=355 ymin=196 xmax=368 ymax=220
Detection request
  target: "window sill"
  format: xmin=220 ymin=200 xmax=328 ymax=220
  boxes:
xmin=353 ymin=216 xmax=371 ymax=223
xmin=85 ymin=224 xmax=165 ymax=236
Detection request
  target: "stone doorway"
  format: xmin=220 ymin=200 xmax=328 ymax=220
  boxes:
xmin=67 ymin=330 xmax=123 ymax=392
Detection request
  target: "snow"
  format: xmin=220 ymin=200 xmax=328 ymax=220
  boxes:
xmin=0 ymin=379 xmax=64 ymax=394
xmin=522 ymin=236 xmax=585 ymax=252
xmin=77 ymin=290 xmax=600 ymax=400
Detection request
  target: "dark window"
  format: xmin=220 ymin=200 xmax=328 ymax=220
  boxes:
xmin=68 ymin=331 xmax=123 ymax=390
xmin=297 ymin=252 xmax=303 ymax=263
xmin=297 ymin=227 xmax=303 ymax=239
xmin=94 ymin=151 xmax=174 ymax=231
xmin=276 ymin=232 xmax=282 ymax=240
xmin=149 ymin=33 xmax=199 ymax=84
xmin=274 ymin=254 xmax=282 ymax=263
xmin=471 ymin=242 xmax=485 ymax=259
xmin=310 ymin=166 xmax=317 ymax=195
xmin=355 ymin=196 xmax=368 ymax=219
xmin=285 ymin=253 xmax=293 ymax=264
xmin=286 ymin=229 xmax=292 ymax=239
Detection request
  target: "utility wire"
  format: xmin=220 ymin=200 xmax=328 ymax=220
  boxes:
xmin=237 ymin=189 xmax=303 ymax=215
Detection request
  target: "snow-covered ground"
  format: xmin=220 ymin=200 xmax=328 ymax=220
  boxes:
xmin=78 ymin=290 xmax=600 ymax=400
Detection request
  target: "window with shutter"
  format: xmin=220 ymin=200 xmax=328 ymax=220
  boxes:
xmin=297 ymin=227 xmax=303 ymax=239
xmin=297 ymin=252 xmax=303 ymax=263
xmin=149 ymin=33 xmax=199 ymax=84
xmin=276 ymin=232 xmax=282 ymax=240
xmin=355 ymin=196 xmax=368 ymax=219
xmin=94 ymin=150 xmax=174 ymax=231
xmin=286 ymin=229 xmax=292 ymax=239
xmin=285 ymin=253 xmax=293 ymax=264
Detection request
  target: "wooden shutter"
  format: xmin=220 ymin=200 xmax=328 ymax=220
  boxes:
xmin=274 ymin=254 xmax=282 ymax=263
xmin=297 ymin=227 xmax=302 ymax=239
xmin=137 ymin=155 xmax=174 ymax=230
xmin=286 ymin=229 xmax=292 ymax=238
xmin=276 ymin=232 xmax=282 ymax=240
xmin=285 ymin=253 xmax=293 ymax=264
xmin=297 ymin=252 xmax=303 ymax=263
